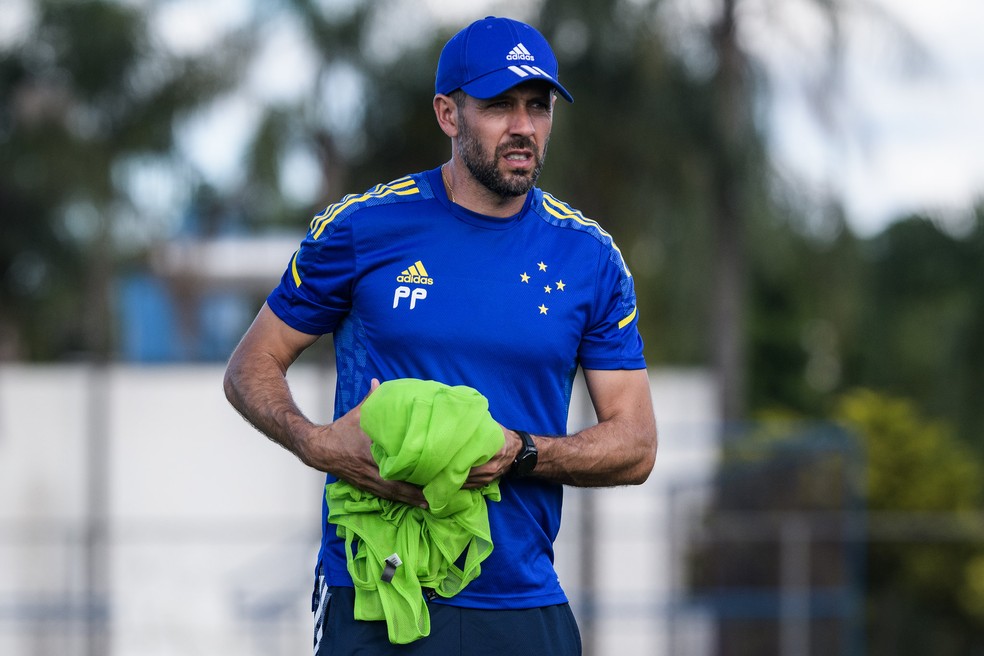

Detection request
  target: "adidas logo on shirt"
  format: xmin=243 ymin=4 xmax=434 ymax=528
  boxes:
xmin=506 ymin=43 xmax=535 ymax=61
xmin=396 ymin=260 xmax=433 ymax=285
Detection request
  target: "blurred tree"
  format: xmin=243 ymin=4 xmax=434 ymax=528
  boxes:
xmin=706 ymin=0 xmax=757 ymax=423
xmin=836 ymin=389 xmax=984 ymax=655
xmin=236 ymin=0 xmax=372 ymax=227
xmin=235 ymin=0 xmax=461 ymax=228
xmin=703 ymin=0 xmax=855 ymax=423
xmin=747 ymin=202 xmax=865 ymax=417
xmin=0 ymin=0 xmax=247 ymax=359
xmin=847 ymin=210 xmax=984 ymax=451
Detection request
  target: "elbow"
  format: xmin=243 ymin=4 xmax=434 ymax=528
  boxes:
xmin=222 ymin=371 xmax=234 ymax=406
xmin=222 ymin=359 xmax=241 ymax=408
xmin=628 ymin=428 xmax=658 ymax=485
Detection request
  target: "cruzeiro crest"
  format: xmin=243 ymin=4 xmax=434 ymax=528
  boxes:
xmin=518 ymin=260 xmax=567 ymax=317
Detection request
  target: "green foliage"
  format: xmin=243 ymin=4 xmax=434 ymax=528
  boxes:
xmin=847 ymin=211 xmax=984 ymax=451
xmin=746 ymin=205 xmax=984 ymax=453
xmin=835 ymin=389 xmax=984 ymax=650
xmin=836 ymin=388 xmax=981 ymax=512
xmin=40 ymin=2 xmax=142 ymax=102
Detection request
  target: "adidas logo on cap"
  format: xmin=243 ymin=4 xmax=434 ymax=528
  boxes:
xmin=506 ymin=43 xmax=535 ymax=61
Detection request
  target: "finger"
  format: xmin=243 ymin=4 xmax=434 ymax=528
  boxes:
xmin=356 ymin=378 xmax=383 ymax=408
xmin=462 ymin=466 xmax=496 ymax=489
xmin=381 ymin=481 xmax=428 ymax=509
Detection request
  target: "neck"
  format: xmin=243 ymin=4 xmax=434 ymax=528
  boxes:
xmin=441 ymin=160 xmax=529 ymax=218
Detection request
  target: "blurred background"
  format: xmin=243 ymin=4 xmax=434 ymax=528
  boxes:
xmin=1 ymin=0 xmax=982 ymax=654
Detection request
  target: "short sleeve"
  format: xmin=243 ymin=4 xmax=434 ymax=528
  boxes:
xmin=266 ymin=214 xmax=356 ymax=335
xmin=577 ymin=245 xmax=646 ymax=370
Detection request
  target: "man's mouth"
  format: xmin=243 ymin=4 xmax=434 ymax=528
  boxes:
xmin=503 ymin=150 xmax=534 ymax=168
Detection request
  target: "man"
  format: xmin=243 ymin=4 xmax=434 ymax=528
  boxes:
xmin=224 ymin=15 xmax=657 ymax=656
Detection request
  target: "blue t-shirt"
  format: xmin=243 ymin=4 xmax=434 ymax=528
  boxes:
xmin=267 ymin=167 xmax=645 ymax=609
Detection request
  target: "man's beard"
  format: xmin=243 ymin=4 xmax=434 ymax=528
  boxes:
xmin=456 ymin=118 xmax=548 ymax=199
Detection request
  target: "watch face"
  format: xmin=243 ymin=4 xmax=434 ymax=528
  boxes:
xmin=513 ymin=451 xmax=537 ymax=477
xmin=511 ymin=431 xmax=538 ymax=477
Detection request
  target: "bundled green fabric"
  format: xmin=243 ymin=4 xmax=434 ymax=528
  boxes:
xmin=326 ymin=378 xmax=504 ymax=644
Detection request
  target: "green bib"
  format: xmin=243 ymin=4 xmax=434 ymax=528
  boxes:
xmin=327 ymin=378 xmax=504 ymax=644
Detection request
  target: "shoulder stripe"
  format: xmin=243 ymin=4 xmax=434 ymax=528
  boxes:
xmin=541 ymin=193 xmax=601 ymax=228
xmin=540 ymin=193 xmax=631 ymax=278
xmin=309 ymin=176 xmax=420 ymax=239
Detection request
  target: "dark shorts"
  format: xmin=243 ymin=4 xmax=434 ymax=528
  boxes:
xmin=313 ymin=584 xmax=581 ymax=656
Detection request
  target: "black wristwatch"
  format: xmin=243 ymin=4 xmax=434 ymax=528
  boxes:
xmin=510 ymin=430 xmax=538 ymax=478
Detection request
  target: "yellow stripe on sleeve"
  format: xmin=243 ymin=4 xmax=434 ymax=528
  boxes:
xmin=617 ymin=306 xmax=637 ymax=329
xmin=290 ymin=251 xmax=301 ymax=287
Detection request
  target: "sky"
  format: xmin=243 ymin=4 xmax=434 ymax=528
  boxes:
xmin=752 ymin=0 xmax=984 ymax=236
xmin=2 ymin=0 xmax=982 ymax=238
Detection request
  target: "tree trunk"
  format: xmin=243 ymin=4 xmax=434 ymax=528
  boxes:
xmin=710 ymin=0 xmax=749 ymax=425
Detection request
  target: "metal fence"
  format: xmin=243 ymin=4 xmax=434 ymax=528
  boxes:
xmin=4 ymin=491 xmax=984 ymax=655
xmin=3 ymin=366 xmax=983 ymax=655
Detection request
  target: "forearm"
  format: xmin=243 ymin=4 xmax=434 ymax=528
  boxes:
xmin=224 ymin=304 xmax=426 ymax=507
xmin=223 ymin=348 xmax=321 ymax=466
xmin=532 ymin=417 xmax=656 ymax=487
xmin=529 ymin=367 xmax=657 ymax=487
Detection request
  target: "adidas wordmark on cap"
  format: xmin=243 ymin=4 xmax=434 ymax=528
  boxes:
xmin=435 ymin=16 xmax=574 ymax=103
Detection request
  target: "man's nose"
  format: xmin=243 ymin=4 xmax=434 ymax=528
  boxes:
xmin=508 ymin=107 xmax=536 ymax=136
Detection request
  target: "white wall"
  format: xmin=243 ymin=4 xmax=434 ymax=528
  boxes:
xmin=0 ymin=364 xmax=718 ymax=655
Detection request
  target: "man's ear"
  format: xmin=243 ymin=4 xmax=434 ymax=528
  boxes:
xmin=433 ymin=94 xmax=459 ymax=138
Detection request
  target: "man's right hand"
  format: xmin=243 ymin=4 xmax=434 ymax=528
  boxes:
xmin=302 ymin=379 xmax=428 ymax=509
xmin=224 ymin=308 xmax=427 ymax=509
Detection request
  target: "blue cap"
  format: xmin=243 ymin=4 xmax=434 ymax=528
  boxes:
xmin=435 ymin=16 xmax=574 ymax=103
